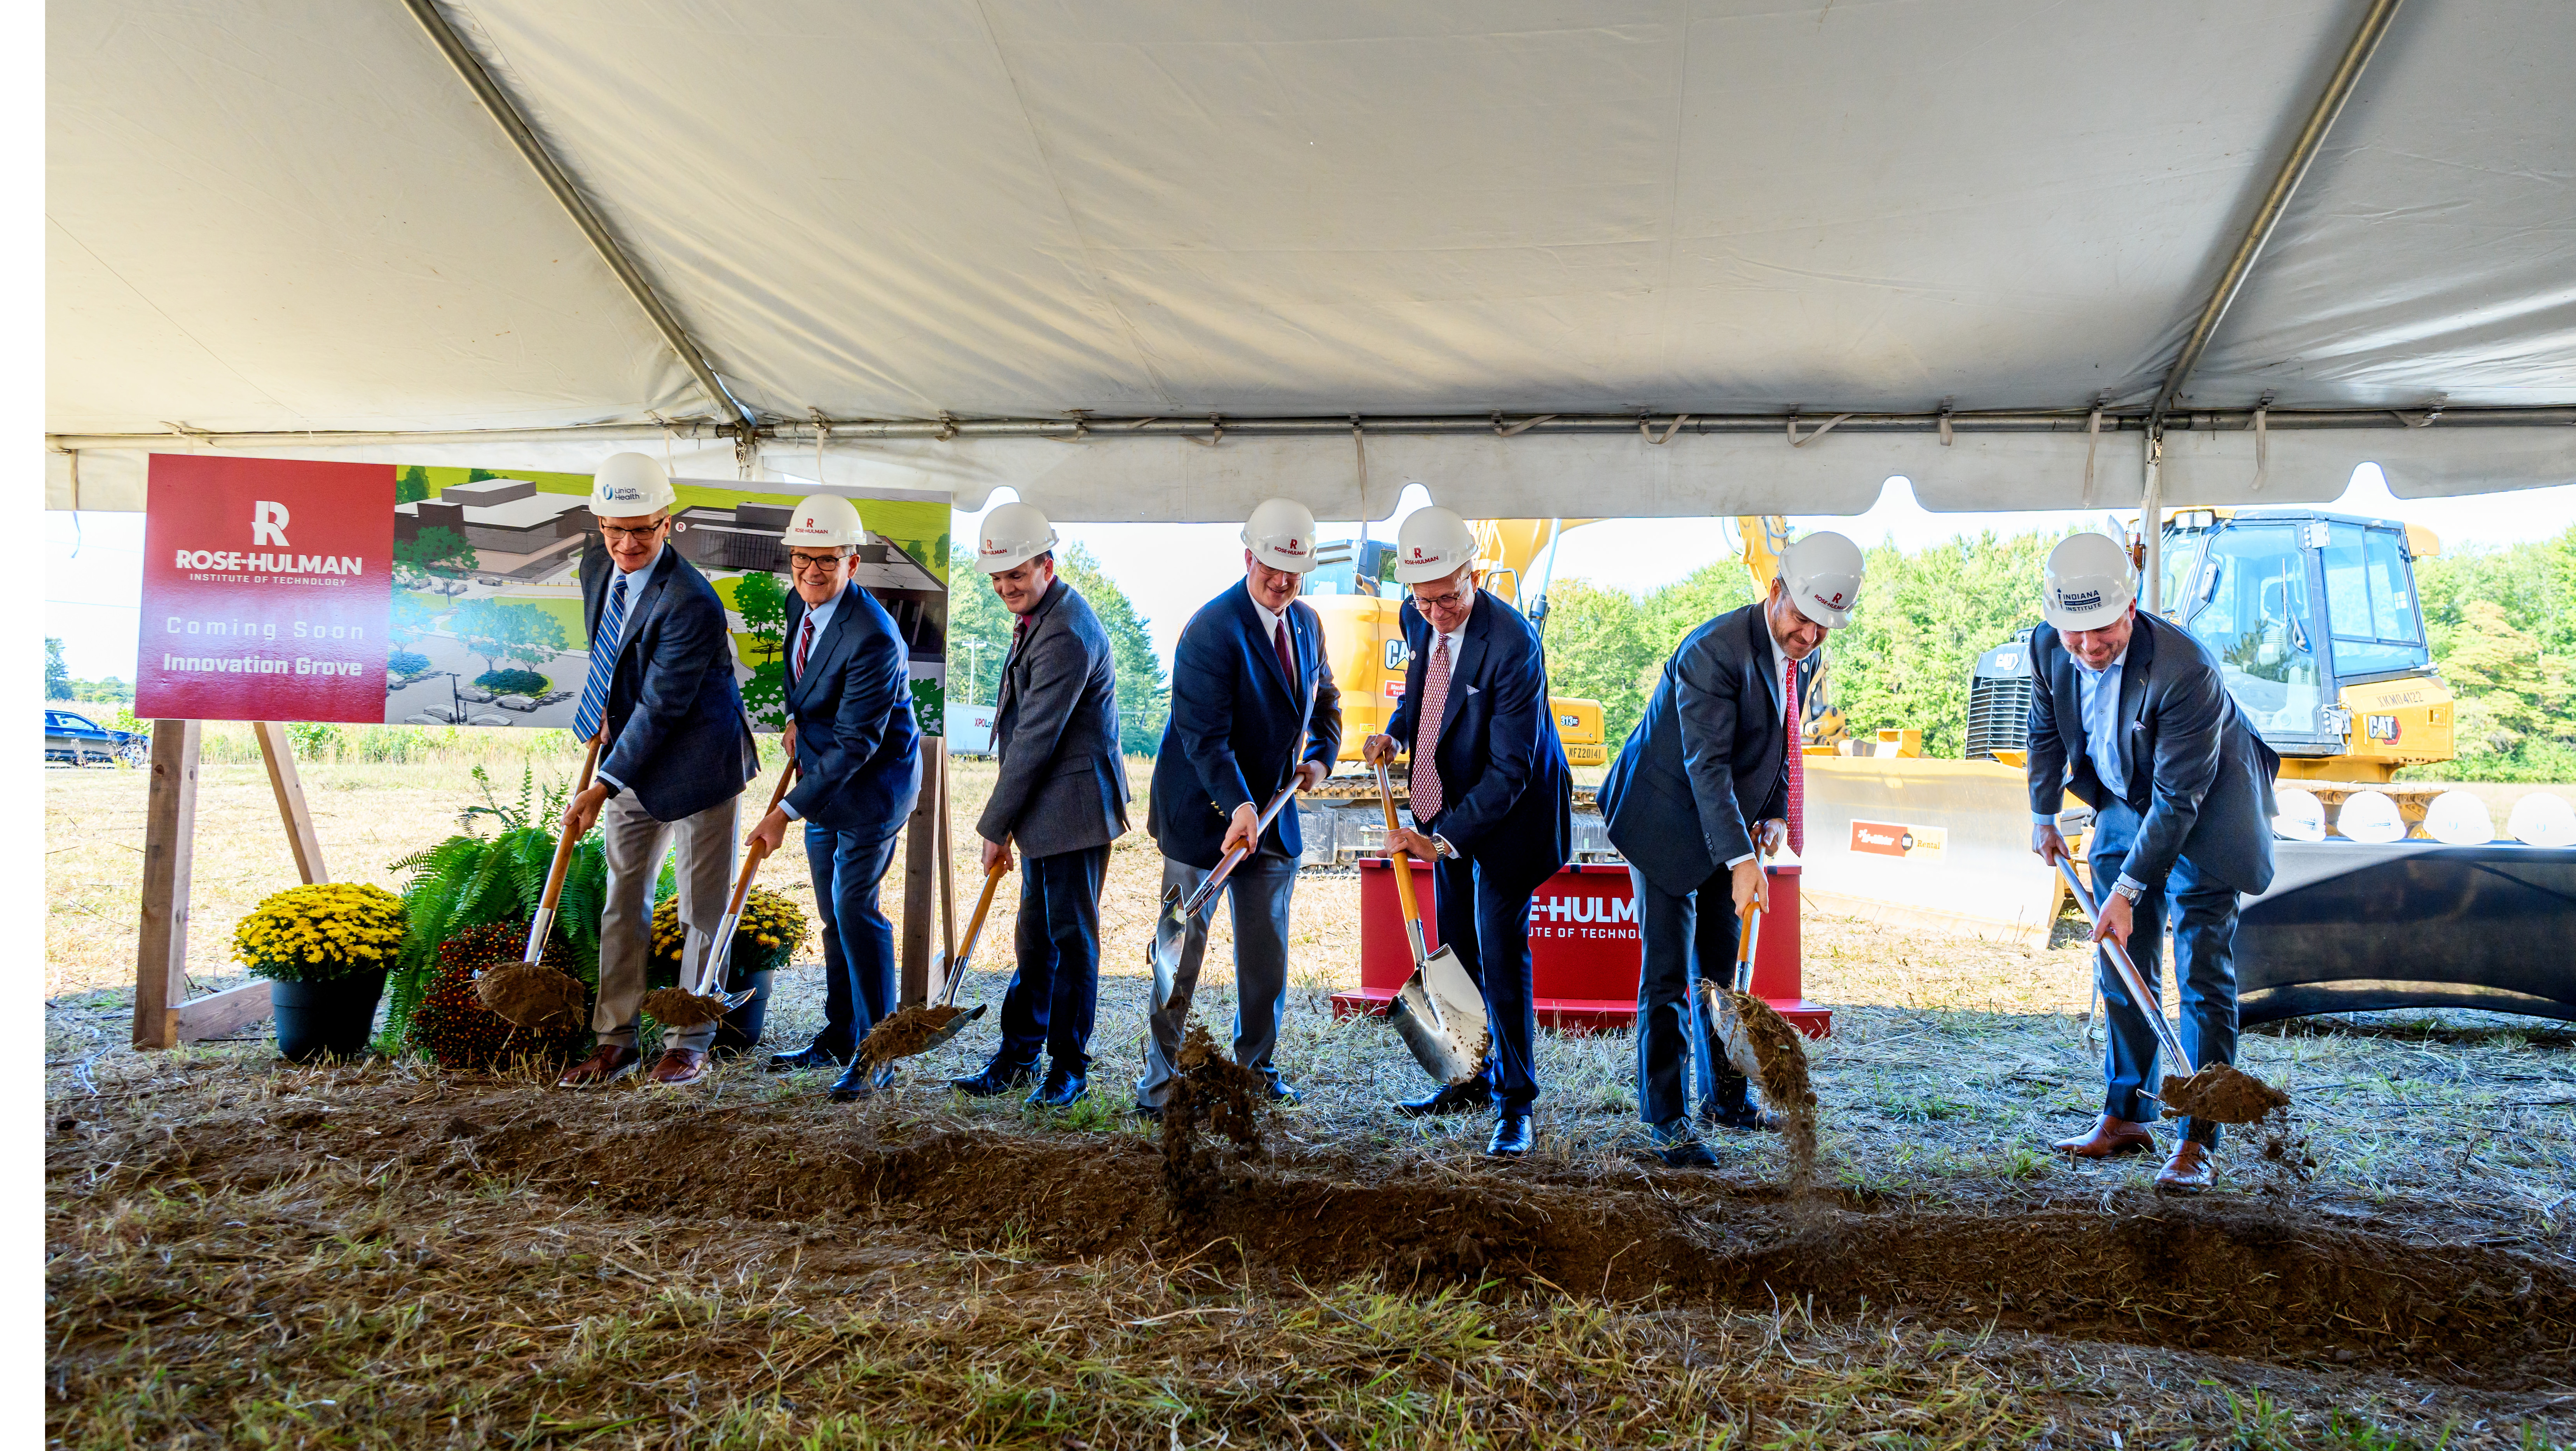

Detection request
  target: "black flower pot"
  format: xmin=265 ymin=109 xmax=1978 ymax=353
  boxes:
xmin=711 ymin=968 xmax=775 ymax=1058
xmin=269 ymin=969 xmax=388 ymax=1063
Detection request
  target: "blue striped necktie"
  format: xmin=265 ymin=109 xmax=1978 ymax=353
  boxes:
xmin=572 ymin=572 xmax=629 ymax=743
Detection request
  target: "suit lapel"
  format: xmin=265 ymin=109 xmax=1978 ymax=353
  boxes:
xmin=791 ymin=586 xmax=863 ymax=709
xmin=2115 ymin=619 xmax=2158 ymax=796
xmin=1746 ymin=607 xmax=1784 ymax=722
xmin=607 ymin=550 xmax=678 ymax=670
xmin=997 ymin=579 xmax=1065 ymax=721
xmin=1450 ymin=593 xmax=1492 ymax=706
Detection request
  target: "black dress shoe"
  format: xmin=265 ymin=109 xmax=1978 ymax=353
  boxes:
xmin=1265 ymin=1080 xmax=1303 ymax=1107
xmin=1395 ymin=1079 xmax=1492 ymax=1118
xmin=1027 ymin=1066 xmax=1089 ymax=1110
xmin=1649 ymin=1119 xmax=1718 ymax=1167
xmin=1701 ymin=1095 xmax=1781 ymax=1133
xmin=1487 ymin=1110 xmax=1533 ymax=1157
xmin=950 ymin=1062 xmax=1038 ymax=1098
xmin=768 ymin=1040 xmax=854 ymax=1073
xmin=829 ymin=1062 xmax=898 ymax=1103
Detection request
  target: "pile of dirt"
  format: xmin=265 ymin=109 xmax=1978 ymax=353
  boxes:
xmin=473 ymin=962 xmax=586 ymax=1030
xmin=1161 ymin=1023 xmax=1267 ymax=1208
xmin=1733 ymin=991 xmax=1819 ymax=1187
xmin=638 ymin=987 xmax=729 ymax=1030
xmin=2161 ymin=1063 xmax=2292 ymax=1124
xmin=858 ymin=1004 xmax=965 ymax=1065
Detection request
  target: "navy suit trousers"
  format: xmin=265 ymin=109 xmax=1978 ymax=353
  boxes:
xmin=997 ymin=844 xmax=1111 ymax=1073
xmin=1432 ymin=852 xmax=1542 ymax=1108
xmin=805 ymin=825 xmax=903 ymax=1052
xmin=1630 ymin=863 xmax=1750 ymax=1129
xmin=2089 ymin=801 xmax=2242 ymax=1145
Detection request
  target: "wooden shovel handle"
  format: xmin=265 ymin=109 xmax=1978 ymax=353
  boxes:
xmin=938 ymin=862 xmax=1009 ymax=1007
xmin=1374 ymin=760 xmax=1427 ymax=929
xmin=722 ymin=762 xmax=802 ymax=919
xmin=537 ymin=733 xmax=606 ymax=913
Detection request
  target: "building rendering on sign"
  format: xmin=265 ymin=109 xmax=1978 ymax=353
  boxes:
xmin=395 ymin=477 xmax=593 ymax=552
xmin=671 ymin=502 xmax=948 ymax=660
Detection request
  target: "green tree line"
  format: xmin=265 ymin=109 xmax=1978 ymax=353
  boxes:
xmin=948 ymin=543 xmax=1171 ymax=756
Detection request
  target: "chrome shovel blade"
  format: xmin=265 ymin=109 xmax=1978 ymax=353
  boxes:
xmin=1696 ymin=976 xmax=1767 ymax=1086
xmin=1390 ymin=968 xmax=1486 ymax=1087
xmin=918 ymin=1002 xmax=988 ymax=1055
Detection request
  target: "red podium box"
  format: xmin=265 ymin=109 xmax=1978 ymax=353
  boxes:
xmin=1328 ymin=860 xmax=1830 ymax=1038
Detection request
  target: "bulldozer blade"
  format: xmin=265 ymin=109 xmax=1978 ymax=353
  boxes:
xmin=1798 ymin=755 xmax=2067 ymax=946
xmin=1389 ymin=970 xmax=1486 ymax=1086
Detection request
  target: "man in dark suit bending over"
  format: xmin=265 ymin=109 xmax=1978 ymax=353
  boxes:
xmin=1363 ymin=505 xmax=1573 ymax=1158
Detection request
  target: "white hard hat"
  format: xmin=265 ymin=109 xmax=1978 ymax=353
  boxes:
xmin=781 ymin=495 xmax=864 ymax=550
xmin=1392 ymin=506 xmax=1478 ymax=585
xmin=2423 ymin=790 xmax=2495 ymax=846
xmin=2336 ymin=789 xmax=2407 ymax=844
xmin=591 ymin=452 xmax=678 ymax=515
xmin=2041 ymin=532 xmax=2138 ymax=633
xmin=1241 ymin=497 xmax=1319 ymax=574
xmin=974 ymin=501 xmax=1058 ymax=574
xmin=2506 ymin=791 xmax=2576 ymax=848
xmin=1779 ymin=531 xmax=1865 ymax=628
xmin=2272 ymin=786 xmax=2327 ymax=842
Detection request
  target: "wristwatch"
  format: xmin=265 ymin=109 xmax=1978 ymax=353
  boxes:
xmin=1431 ymin=834 xmax=1457 ymax=859
xmin=2110 ymin=879 xmax=2145 ymax=905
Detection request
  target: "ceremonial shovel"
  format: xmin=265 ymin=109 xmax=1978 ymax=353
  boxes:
xmin=642 ymin=763 xmax=800 ymax=1030
xmin=1376 ymin=761 xmax=1490 ymax=1087
xmin=1698 ymin=898 xmax=1770 ymax=1089
xmin=2053 ymin=858 xmax=2195 ymax=1079
xmin=476 ymin=732 xmax=604 ymax=1030
xmin=1146 ymin=780 xmax=1302 ymax=1013
xmin=859 ymin=859 xmax=1008 ymax=1065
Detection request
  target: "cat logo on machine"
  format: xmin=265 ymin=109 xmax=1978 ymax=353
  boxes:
xmin=1849 ymin=819 xmax=1947 ymax=860
xmin=1383 ymin=638 xmax=1411 ymax=670
xmin=1559 ymin=712 xmax=1581 ymax=730
xmin=2365 ymin=713 xmax=2401 ymax=743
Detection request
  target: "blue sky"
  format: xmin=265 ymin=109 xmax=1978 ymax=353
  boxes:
xmin=46 ymin=465 xmax=2576 ymax=682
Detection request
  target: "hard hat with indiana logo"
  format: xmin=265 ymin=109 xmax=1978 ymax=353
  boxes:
xmin=1241 ymin=497 xmax=1319 ymax=574
xmin=590 ymin=452 xmax=679 ymax=515
xmin=780 ymin=494 xmax=864 ymax=550
xmin=1779 ymin=530 xmax=1865 ymax=628
xmin=2041 ymin=532 xmax=2138 ymax=632
xmin=974 ymin=501 xmax=1058 ymax=574
xmin=1392 ymin=505 xmax=1478 ymax=585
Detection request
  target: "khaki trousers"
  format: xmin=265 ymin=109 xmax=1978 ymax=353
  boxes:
xmin=593 ymin=790 xmax=739 ymax=1051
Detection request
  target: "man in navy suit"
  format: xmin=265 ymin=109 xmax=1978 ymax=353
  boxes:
xmin=2027 ymin=532 xmax=2280 ymax=1194
xmin=1363 ymin=506 xmax=1573 ymax=1158
xmin=747 ymin=496 xmax=923 ymax=1101
xmin=556 ymin=453 xmax=760 ymax=1090
xmin=1599 ymin=531 xmax=1864 ymax=1165
xmin=1139 ymin=498 xmax=1344 ymax=1117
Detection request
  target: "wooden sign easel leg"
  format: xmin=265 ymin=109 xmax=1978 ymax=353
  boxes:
xmin=897 ymin=739 xmax=949 ymax=1008
xmin=131 ymin=720 xmax=201 ymax=1049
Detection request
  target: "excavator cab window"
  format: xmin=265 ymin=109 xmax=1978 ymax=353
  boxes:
xmin=2180 ymin=523 xmax=2327 ymax=738
xmin=2321 ymin=522 xmax=2427 ymax=679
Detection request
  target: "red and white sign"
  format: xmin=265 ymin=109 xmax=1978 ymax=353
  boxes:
xmin=137 ymin=455 xmax=394 ymax=723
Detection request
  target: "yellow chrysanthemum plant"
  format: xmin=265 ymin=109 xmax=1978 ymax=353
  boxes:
xmin=232 ymin=883 xmax=410 ymax=984
xmin=646 ymin=886 xmax=809 ymax=991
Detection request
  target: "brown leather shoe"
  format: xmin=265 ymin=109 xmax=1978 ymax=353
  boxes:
xmin=2155 ymin=1139 xmax=2214 ymax=1194
xmin=557 ymin=1043 xmax=640 ymax=1089
xmin=2053 ymin=1115 xmax=2155 ymax=1159
xmin=646 ymin=1047 xmax=709 ymax=1087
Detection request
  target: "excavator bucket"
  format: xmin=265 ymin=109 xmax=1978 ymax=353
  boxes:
xmin=1797 ymin=756 xmax=2067 ymax=947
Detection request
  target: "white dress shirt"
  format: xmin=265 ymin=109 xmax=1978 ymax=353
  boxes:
xmin=778 ymin=587 xmax=845 ymax=821
xmin=591 ymin=545 xmax=669 ymax=797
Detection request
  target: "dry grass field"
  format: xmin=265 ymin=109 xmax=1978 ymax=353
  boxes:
xmin=44 ymin=736 xmax=2576 ymax=1448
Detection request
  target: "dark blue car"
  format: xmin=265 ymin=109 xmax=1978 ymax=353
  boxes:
xmin=45 ymin=710 xmax=146 ymax=767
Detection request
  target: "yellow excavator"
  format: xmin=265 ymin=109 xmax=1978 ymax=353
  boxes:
xmin=1307 ymin=517 xmax=1609 ymax=768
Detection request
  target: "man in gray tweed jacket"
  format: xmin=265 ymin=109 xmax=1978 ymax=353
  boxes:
xmin=953 ymin=502 xmax=1130 ymax=1108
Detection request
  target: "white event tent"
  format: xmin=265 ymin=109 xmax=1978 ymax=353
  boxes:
xmin=46 ymin=0 xmax=2576 ymax=542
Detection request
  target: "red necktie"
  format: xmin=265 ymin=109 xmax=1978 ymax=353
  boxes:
xmin=1273 ymin=617 xmax=1295 ymax=689
xmin=794 ymin=616 xmax=814 ymax=679
xmin=1783 ymin=659 xmax=1805 ymax=855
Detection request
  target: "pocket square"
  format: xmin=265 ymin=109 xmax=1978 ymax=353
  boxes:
xmin=1464 ymin=684 xmax=1480 ymax=696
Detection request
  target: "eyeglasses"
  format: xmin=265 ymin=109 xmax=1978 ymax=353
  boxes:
xmin=1412 ymin=584 xmax=1472 ymax=613
xmin=599 ymin=520 xmax=669 ymax=544
xmin=788 ymin=552 xmax=847 ymax=575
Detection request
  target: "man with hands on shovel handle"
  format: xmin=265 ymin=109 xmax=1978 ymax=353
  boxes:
xmin=1137 ymin=498 xmax=1343 ymax=1120
xmin=1599 ymin=531 xmax=1863 ymax=1166
xmin=2026 ymin=533 xmax=2279 ymax=1194
xmin=954 ymin=503 xmax=1132 ymax=1110
xmin=748 ymin=495 xmax=922 ymax=1103
xmin=556 ymin=453 xmax=760 ymax=1091
xmin=1363 ymin=506 xmax=1573 ymax=1159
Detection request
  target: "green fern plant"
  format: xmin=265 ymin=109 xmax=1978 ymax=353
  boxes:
xmin=383 ymin=764 xmax=608 ymax=1041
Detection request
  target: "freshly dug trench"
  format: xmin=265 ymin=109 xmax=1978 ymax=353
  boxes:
xmin=858 ymin=1004 xmax=964 ymax=1065
xmin=474 ymin=962 xmax=587 ymax=1031
xmin=2161 ymin=1063 xmax=2291 ymax=1125
xmin=638 ymin=987 xmax=729 ymax=1030
xmin=1733 ymin=991 xmax=1818 ymax=1187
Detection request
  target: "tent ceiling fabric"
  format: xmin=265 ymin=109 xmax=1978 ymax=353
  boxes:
xmin=45 ymin=0 xmax=2576 ymax=515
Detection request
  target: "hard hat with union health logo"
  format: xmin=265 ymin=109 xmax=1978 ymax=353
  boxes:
xmin=1241 ymin=497 xmax=1319 ymax=574
xmin=1392 ymin=505 xmax=1477 ymax=584
xmin=780 ymin=494 xmax=864 ymax=549
xmin=590 ymin=452 xmax=678 ymax=515
xmin=1780 ymin=530 xmax=1865 ymax=628
xmin=2041 ymin=532 xmax=2137 ymax=632
xmin=974 ymin=501 xmax=1058 ymax=574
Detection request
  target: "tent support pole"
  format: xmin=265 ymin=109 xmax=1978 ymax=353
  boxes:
xmin=2151 ymin=0 xmax=2406 ymax=422
xmin=398 ymin=0 xmax=742 ymax=424
xmin=2140 ymin=432 xmax=2166 ymax=614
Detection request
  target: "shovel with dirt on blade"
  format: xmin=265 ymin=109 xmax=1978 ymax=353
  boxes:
xmin=1146 ymin=781 xmax=1304 ymax=1016
xmin=477 ymin=732 xmax=606 ymax=1031
xmin=1374 ymin=761 xmax=1491 ymax=1087
xmin=859 ymin=858 xmax=1010 ymax=1066
xmin=635 ymin=764 xmax=801 ymax=1033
